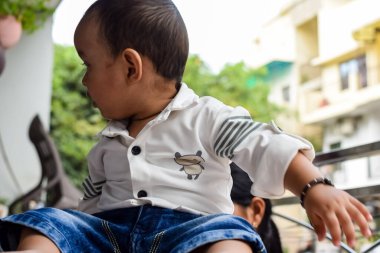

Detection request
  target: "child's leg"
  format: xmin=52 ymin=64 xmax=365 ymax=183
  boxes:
xmin=7 ymin=228 xmax=60 ymax=253
xmin=192 ymin=239 xmax=253 ymax=253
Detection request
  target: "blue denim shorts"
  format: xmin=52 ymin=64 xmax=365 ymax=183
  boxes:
xmin=0 ymin=205 xmax=266 ymax=253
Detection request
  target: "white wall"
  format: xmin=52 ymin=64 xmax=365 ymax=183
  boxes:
xmin=251 ymin=15 xmax=296 ymax=68
xmin=0 ymin=19 xmax=54 ymax=203
xmin=268 ymin=65 xmax=298 ymax=108
xmin=323 ymin=109 xmax=380 ymax=188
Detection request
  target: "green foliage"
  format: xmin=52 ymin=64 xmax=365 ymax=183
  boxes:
xmin=183 ymin=57 xmax=282 ymax=122
xmin=182 ymin=54 xmax=214 ymax=95
xmin=51 ymin=45 xmax=105 ymax=187
xmin=0 ymin=0 xmax=56 ymax=33
xmin=0 ymin=197 xmax=7 ymax=205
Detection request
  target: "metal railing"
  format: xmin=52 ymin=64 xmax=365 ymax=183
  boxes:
xmin=271 ymin=140 xmax=380 ymax=252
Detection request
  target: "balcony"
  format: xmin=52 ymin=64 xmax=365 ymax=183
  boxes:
xmin=300 ymin=63 xmax=321 ymax=83
xmin=299 ymin=80 xmax=380 ymax=124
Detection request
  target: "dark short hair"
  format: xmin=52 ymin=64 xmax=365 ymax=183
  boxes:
xmin=83 ymin=0 xmax=189 ymax=83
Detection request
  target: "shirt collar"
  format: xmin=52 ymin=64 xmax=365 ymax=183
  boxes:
xmin=98 ymin=120 xmax=129 ymax=138
xmin=99 ymin=83 xmax=199 ymax=138
xmin=165 ymin=82 xmax=199 ymax=111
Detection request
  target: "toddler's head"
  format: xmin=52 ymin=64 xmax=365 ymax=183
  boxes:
xmin=74 ymin=0 xmax=189 ymax=120
xmin=80 ymin=0 xmax=189 ymax=83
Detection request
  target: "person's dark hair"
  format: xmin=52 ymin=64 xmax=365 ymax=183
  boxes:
xmin=230 ymin=162 xmax=283 ymax=253
xmin=83 ymin=0 xmax=189 ymax=84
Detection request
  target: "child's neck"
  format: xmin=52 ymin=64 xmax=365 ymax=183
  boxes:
xmin=127 ymin=81 xmax=179 ymax=138
xmin=128 ymin=117 xmax=154 ymax=138
xmin=131 ymin=109 xmax=163 ymax=121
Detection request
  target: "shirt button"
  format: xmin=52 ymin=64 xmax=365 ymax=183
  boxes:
xmin=131 ymin=146 xmax=141 ymax=155
xmin=137 ymin=190 xmax=148 ymax=198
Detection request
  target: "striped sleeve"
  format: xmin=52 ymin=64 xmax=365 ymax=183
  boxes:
xmin=213 ymin=116 xmax=262 ymax=158
xmin=210 ymin=104 xmax=314 ymax=198
xmin=82 ymin=175 xmax=105 ymax=200
xmin=78 ymin=139 xmax=106 ymax=214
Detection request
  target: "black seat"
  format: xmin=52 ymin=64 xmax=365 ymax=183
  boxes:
xmin=9 ymin=115 xmax=82 ymax=214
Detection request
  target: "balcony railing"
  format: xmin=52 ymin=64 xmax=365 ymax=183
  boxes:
xmin=272 ymin=140 xmax=380 ymax=252
xmin=299 ymin=81 xmax=380 ymax=124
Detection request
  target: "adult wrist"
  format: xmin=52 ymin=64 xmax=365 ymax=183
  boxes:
xmin=300 ymin=177 xmax=334 ymax=207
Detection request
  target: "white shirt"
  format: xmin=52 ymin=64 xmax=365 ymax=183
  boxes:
xmin=78 ymin=83 xmax=314 ymax=215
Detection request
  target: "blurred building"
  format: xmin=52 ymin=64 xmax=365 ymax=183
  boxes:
xmin=250 ymin=0 xmax=380 ymax=251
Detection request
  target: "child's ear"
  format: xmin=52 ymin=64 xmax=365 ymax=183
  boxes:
xmin=121 ymin=48 xmax=142 ymax=81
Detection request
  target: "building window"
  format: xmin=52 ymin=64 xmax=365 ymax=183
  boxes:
xmin=282 ymin=85 xmax=290 ymax=103
xmin=339 ymin=55 xmax=367 ymax=90
xmin=329 ymin=142 xmax=341 ymax=150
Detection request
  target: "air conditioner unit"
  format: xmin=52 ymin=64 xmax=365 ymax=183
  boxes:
xmin=340 ymin=118 xmax=355 ymax=136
